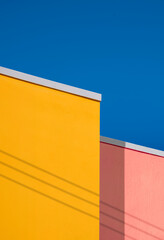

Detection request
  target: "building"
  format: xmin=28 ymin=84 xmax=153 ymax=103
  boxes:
xmin=100 ymin=137 xmax=164 ymax=240
xmin=0 ymin=67 xmax=164 ymax=240
xmin=0 ymin=67 xmax=101 ymax=240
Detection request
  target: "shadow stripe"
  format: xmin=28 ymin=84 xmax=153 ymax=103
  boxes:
xmin=1 ymin=149 xmax=163 ymax=237
xmin=0 ymin=149 xmax=99 ymax=196
xmin=1 ymin=160 xmax=161 ymax=239
xmin=100 ymin=211 xmax=163 ymax=240
xmin=0 ymin=173 xmax=98 ymax=220
xmin=101 ymin=201 xmax=164 ymax=232
xmin=0 ymin=160 xmax=99 ymax=207
xmin=100 ymin=223 xmax=137 ymax=240
xmin=0 ymin=174 xmax=142 ymax=240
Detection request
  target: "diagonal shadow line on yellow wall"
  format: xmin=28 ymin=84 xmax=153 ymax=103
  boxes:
xmin=0 ymin=150 xmax=163 ymax=239
xmin=0 ymin=173 xmax=98 ymax=220
xmin=0 ymin=160 xmax=162 ymax=239
xmin=0 ymin=173 xmax=139 ymax=240
xmin=0 ymin=149 xmax=99 ymax=196
xmin=0 ymin=160 xmax=98 ymax=207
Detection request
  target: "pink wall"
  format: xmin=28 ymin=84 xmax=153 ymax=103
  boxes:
xmin=100 ymin=142 xmax=124 ymax=240
xmin=100 ymin=141 xmax=164 ymax=240
xmin=124 ymin=148 xmax=164 ymax=240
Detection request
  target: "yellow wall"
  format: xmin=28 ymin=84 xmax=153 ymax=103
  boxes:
xmin=0 ymin=74 xmax=100 ymax=240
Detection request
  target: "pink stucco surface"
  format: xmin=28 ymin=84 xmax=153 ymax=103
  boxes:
xmin=124 ymin=148 xmax=164 ymax=240
xmin=100 ymin=142 xmax=124 ymax=240
xmin=100 ymin=141 xmax=164 ymax=240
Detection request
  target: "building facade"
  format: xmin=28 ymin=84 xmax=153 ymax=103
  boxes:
xmin=0 ymin=67 xmax=101 ymax=240
xmin=0 ymin=67 xmax=164 ymax=240
xmin=100 ymin=137 xmax=164 ymax=240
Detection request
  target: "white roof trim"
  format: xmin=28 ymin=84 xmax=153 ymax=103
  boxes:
xmin=0 ymin=66 xmax=102 ymax=101
xmin=100 ymin=136 xmax=164 ymax=157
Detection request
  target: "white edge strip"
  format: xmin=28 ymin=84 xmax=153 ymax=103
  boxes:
xmin=0 ymin=66 xmax=102 ymax=101
xmin=100 ymin=136 xmax=164 ymax=157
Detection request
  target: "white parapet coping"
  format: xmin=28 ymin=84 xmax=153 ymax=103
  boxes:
xmin=100 ymin=136 xmax=164 ymax=157
xmin=0 ymin=66 xmax=102 ymax=101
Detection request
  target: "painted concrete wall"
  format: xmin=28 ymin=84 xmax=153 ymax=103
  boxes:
xmin=100 ymin=141 xmax=164 ymax=240
xmin=124 ymin=148 xmax=164 ymax=240
xmin=0 ymin=73 xmax=100 ymax=240
xmin=100 ymin=142 xmax=124 ymax=240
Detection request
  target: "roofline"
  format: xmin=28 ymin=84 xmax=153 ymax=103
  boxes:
xmin=100 ymin=136 xmax=164 ymax=157
xmin=0 ymin=66 xmax=102 ymax=101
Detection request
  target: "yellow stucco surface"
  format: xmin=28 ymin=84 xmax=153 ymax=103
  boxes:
xmin=0 ymin=74 xmax=100 ymax=240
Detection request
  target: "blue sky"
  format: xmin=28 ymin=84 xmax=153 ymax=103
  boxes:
xmin=1 ymin=0 xmax=164 ymax=150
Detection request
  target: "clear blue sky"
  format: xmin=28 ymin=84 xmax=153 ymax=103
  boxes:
xmin=1 ymin=0 xmax=164 ymax=150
